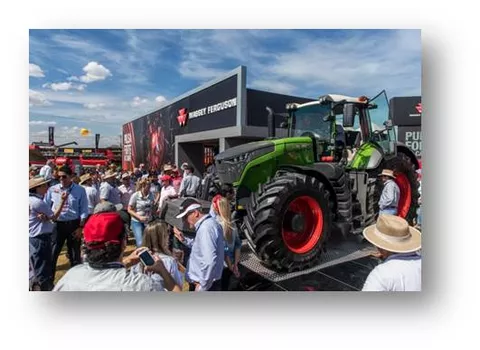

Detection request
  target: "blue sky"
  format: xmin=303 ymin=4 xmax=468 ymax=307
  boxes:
xmin=29 ymin=29 xmax=421 ymax=147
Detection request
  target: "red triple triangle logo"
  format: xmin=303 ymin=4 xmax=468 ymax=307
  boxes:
xmin=177 ymin=108 xmax=188 ymax=127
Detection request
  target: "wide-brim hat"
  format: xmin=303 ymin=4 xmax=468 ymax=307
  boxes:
xmin=29 ymin=176 xmax=51 ymax=190
xmin=363 ymin=214 xmax=421 ymax=253
xmin=163 ymin=164 xmax=173 ymax=172
xmin=103 ymin=170 xmax=117 ymax=180
xmin=121 ymin=172 xmax=131 ymax=180
xmin=378 ymin=169 xmax=396 ymax=179
xmin=79 ymin=173 xmax=92 ymax=184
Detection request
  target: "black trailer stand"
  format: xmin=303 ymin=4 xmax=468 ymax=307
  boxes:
xmin=236 ymin=240 xmax=380 ymax=291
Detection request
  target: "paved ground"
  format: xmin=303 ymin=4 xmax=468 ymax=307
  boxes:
xmin=54 ymin=238 xmax=379 ymax=291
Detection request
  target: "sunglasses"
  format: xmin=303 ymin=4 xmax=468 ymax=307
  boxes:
xmin=59 ymin=174 xmax=69 ymax=179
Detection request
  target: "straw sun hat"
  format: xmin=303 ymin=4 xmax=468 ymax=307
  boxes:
xmin=362 ymin=214 xmax=421 ymax=253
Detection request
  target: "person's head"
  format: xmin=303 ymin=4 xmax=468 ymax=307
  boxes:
xmin=142 ymin=220 xmax=171 ymax=255
xmin=136 ymin=178 xmax=150 ymax=195
xmin=176 ymin=199 xmax=204 ymax=230
xmin=159 ymin=174 xmax=172 ymax=187
xmin=47 ymin=159 xmax=55 ymax=168
xmin=213 ymin=195 xmax=233 ymax=243
xmin=362 ymin=214 xmax=421 ymax=260
xmin=103 ymin=170 xmax=117 ymax=184
xmin=220 ymin=184 xmax=235 ymax=201
xmin=121 ymin=173 xmax=131 ymax=186
xmin=57 ymin=165 xmax=73 ymax=187
xmin=52 ymin=168 xmax=59 ymax=179
xmin=83 ymin=210 xmax=127 ymax=266
xmin=139 ymin=163 xmax=145 ymax=171
xmin=79 ymin=173 xmax=93 ymax=187
xmin=29 ymin=177 xmax=51 ymax=196
xmin=378 ymin=169 xmax=396 ymax=183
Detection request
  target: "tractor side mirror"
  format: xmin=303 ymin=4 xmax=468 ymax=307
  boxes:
xmin=343 ymin=104 xmax=356 ymax=128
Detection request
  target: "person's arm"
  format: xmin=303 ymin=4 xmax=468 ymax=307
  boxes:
xmin=195 ymin=225 xmax=220 ymax=291
xmin=173 ymin=227 xmax=194 ymax=248
xmin=78 ymin=186 xmax=89 ymax=225
xmin=378 ymin=182 xmax=394 ymax=210
xmin=179 ymin=177 xmax=186 ymax=197
xmin=99 ymin=183 xmax=108 ymax=202
xmin=145 ymin=256 xmax=182 ymax=292
xmin=44 ymin=186 xmax=54 ymax=210
xmin=50 ymin=192 xmax=68 ymax=221
xmin=127 ymin=194 xmax=145 ymax=222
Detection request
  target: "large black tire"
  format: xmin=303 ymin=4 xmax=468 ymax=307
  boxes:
xmin=243 ymin=171 xmax=332 ymax=272
xmin=379 ymin=152 xmax=420 ymax=224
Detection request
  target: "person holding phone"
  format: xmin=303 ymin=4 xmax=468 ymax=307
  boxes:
xmin=54 ymin=206 xmax=181 ymax=292
xmin=132 ymin=220 xmax=184 ymax=288
xmin=128 ymin=178 xmax=154 ymax=247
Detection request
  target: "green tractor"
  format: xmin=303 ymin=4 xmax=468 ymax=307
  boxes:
xmin=214 ymin=91 xmax=420 ymax=272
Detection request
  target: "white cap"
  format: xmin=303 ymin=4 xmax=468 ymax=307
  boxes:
xmin=175 ymin=203 xmax=202 ymax=219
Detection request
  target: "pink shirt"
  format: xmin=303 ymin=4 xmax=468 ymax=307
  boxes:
xmin=159 ymin=185 xmax=177 ymax=210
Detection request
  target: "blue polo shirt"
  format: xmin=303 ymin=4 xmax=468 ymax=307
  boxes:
xmin=29 ymin=194 xmax=54 ymax=237
xmin=44 ymin=182 xmax=89 ymax=222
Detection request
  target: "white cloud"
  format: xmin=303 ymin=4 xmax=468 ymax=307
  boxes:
xmin=131 ymin=96 xmax=149 ymax=107
xmin=42 ymin=82 xmax=87 ymax=91
xmin=29 ymin=120 xmax=56 ymax=125
xmin=84 ymin=103 xmax=106 ymax=110
xmin=155 ymin=95 xmax=167 ymax=105
xmin=29 ymin=63 xmax=45 ymax=78
xmin=78 ymin=61 xmax=112 ymax=83
xmin=29 ymin=90 xmax=51 ymax=106
xmin=250 ymin=79 xmax=297 ymax=95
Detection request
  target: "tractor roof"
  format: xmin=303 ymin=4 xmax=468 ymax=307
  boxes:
xmin=318 ymin=94 xmax=369 ymax=104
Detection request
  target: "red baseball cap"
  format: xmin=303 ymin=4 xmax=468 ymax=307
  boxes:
xmin=160 ymin=175 xmax=172 ymax=182
xmin=83 ymin=212 xmax=124 ymax=249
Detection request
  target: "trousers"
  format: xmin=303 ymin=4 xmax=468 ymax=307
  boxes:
xmin=51 ymin=219 xmax=81 ymax=279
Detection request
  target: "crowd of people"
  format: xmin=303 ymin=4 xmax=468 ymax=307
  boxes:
xmin=29 ymin=159 xmax=422 ymax=292
xmin=29 ymin=159 xmax=239 ymax=292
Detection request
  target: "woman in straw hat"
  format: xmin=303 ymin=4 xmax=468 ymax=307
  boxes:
xmin=362 ymin=215 xmax=421 ymax=292
xmin=378 ymin=169 xmax=400 ymax=216
xmin=29 ymin=177 xmax=68 ymax=291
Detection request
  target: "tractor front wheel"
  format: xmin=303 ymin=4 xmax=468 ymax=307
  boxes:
xmin=243 ymin=171 xmax=332 ymax=272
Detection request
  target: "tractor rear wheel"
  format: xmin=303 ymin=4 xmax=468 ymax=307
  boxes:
xmin=380 ymin=152 xmax=420 ymax=224
xmin=243 ymin=171 xmax=332 ymax=272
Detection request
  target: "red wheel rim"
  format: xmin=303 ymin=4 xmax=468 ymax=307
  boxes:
xmin=282 ymin=196 xmax=323 ymax=254
xmin=395 ymin=173 xmax=412 ymax=218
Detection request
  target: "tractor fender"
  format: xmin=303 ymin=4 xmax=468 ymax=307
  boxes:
xmin=277 ymin=164 xmax=338 ymax=212
xmin=396 ymin=143 xmax=420 ymax=170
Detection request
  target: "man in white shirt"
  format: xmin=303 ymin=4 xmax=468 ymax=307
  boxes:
xmin=118 ymin=173 xmax=135 ymax=210
xmin=158 ymin=175 xmax=178 ymax=211
xmin=361 ymin=214 xmax=421 ymax=292
xmin=39 ymin=160 xmax=55 ymax=180
xmin=378 ymin=169 xmax=401 ymax=215
xmin=79 ymin=173 xmax=100 ymax=216
xmin=99 ymin=170 xmax=122 ymax=207
xmin=179 ymin=164 xmax=201 ymax=197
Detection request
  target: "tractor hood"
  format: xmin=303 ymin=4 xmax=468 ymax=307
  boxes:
xmin=215 ymin=140 xmax=275 ymax=185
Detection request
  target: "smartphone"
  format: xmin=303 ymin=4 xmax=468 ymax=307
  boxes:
xmin=139 ymin=249 xmax=155 ymax=266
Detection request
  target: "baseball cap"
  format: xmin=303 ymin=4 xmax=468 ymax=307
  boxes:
xmin=176 ymin=198 xmax=202 ymax=219
xmin=160 ymin=174 xmax=172 ymax=182
xmin=83 ymin=212 xmax=124 ymax=249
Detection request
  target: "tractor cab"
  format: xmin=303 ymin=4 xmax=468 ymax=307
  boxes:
xmin=285 ymin=91 xmax=395 ymax=165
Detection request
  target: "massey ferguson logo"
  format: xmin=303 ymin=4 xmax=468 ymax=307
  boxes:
xmin=415 ymin=103 xmax=422 ymax=114
xmin=177 ymin=108 xmax=188 ymax=127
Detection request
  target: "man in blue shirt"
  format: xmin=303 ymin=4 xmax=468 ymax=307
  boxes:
xmin=100 ymin=170 xmax=122 ymax=206
xmin=45 ymin=165 xmax=89 ymax=278
xmin=378 ymin=169 xmax=401 ymax=215
xmin=29 ymin=177 xmax=68 ymax=290
xmin=174 ymin=199 xmax=225 ymax=291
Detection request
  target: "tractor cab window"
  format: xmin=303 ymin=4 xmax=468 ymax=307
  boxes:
xmin=290 ymin=104 xmax=332 ymax=141
xmin=336 ymin=115 xmax=362 ymax=149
